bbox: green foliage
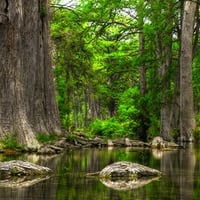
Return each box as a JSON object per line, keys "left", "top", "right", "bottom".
{"left": 87, "top": 87, "right": 141, "bottom": 138}
{"left": 50, "top": 0, "right": 198, "bottom": 141}
{"left": 87, "top": 118, "right": 125, "bottom": 138}
{"left": 0, "top": 135, "right": 24, "bottom": 150}
{"left": 117, "top": 87, "right": 140, "bottom": 134}
{"left": 193, "top": 114, "right": 200, "bottom": 142}
{"left": 36, "top": 133, "right": 58, "bottom": 144}
{"left": 147, "top": 114, "right": 160, "bottom": 140}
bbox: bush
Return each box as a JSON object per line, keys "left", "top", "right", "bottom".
{"left": 87, "top": 118, "right": 125, "bottom": 138}
{"left": 117, "top": 87, "right": 140, "bottom": 134}
{"left": 147, "top": 114, "right": 160, "bottom": 140}
{"left": 36, "top": 133, "right": 57, "bottom": 144}
{"left": 0, "top": 135, "right": 24, "bottom": 150}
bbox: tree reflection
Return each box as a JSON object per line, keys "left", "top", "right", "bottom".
{"left": 158, "top": 144, "right": 196, "bottom": 200}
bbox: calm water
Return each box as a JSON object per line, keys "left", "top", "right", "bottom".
{"left": 0, "top": 144, "right": 200, "bottom": 200}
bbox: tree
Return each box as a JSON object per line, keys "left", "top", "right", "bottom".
{"left": 0, "top": 0, "right": 61, "bottom": 149}
{"left": 51, "top": 0, "right": 200, "bottom": 142}
{"left": 179, "top": 0, "right": 197, "bottom": 141}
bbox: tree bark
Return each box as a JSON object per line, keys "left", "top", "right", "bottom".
{"left": 158, "top": 45, "right": 173, "bottom": 141}
{"left": 0, "top": 0, "right": 61, "bottom": 149}
{"left": 179, "top": 0, "right": 196, "bottom": 141}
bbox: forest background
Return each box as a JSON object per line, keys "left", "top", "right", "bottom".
{"left": 51, "top": 0, "right": 199, "bottom": 142}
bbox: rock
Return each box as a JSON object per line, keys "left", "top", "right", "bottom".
{"left": 107, "top": 139, "right": 114, "bottom": 146}
{"left": 91, "top": 137, "right": 107, "bottom": 147}
{"left": 0, "top": 160, "right": 53, "bottom": 180}
{"left": 151, "top": 136, "right": 180, "bottom": 149}
{"left": 86, "top": 161, "right": 161, "bottom": 190}
{"left": 0, "top": 160, "right": 53, "bottom": 188}
{"left": 151, "top": 136, "right": 165, "bottom": 149}
{"left": 107, "top": 138, "right": 150, "bottom": 148}
{"left": 37, "top": 144, "right": 64, "bottom": 154}
{"left": 99, "top": 161, "right": 161, "bottom": 179}
{"left": 124, "top": 138, "right": 132, "bottom": 146}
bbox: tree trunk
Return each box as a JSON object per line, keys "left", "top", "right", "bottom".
{"left": 179, "top": 0, "right": 196, "bottom": 141}
{"left": 138, "top": 30, "right": 148, "bottom": 142}
{"left": 158, "top": 45, "right": 173, "bottom": 141}
{"left": 0, "top": 0, "right": 61, "bottom": 149}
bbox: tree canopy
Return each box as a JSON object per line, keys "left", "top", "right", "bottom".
{"left": 51, "top": 0, "right": 200, "bottom": 141}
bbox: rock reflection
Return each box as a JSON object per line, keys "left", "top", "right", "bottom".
{"left": 0, "top": 153, "right": 62, "bottom": 200}
{"left": 0, "top": 176, "right": 51, "bottom": 188}
{"left": 100, "top": 176, "right": 160, "bottom": 191}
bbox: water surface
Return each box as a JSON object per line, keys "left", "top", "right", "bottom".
{"left": 0, "top": 144, "right": 200, "bottom": 200}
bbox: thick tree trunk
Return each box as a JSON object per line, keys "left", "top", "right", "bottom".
{"left": 0, "top": 0, "right": 61, "bottom": 149}
{"left": 137, "top": 0, "right": 149, "bottom": 142}
{"left": 158, "top": 45, "right": 173, "bottom": 141}
{"left": 138, "top": 31, "right": 148, "bottom": 142}
{"left": 179, "top": 0, "right": 196, "bottom": 141}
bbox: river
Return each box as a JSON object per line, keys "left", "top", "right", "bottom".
{"left": 0, "top": 144, "right": 199, "bottom": 199}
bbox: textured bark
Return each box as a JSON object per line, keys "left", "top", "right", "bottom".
{"left": 179, "top": 0, "right": 196, "bottom": 141}
{"left": 0, "top": 0, "right": 61, "bottom": 148}
{"left": 138, "top": 0, "right": 148, "bottom": 142}
{"left": 158, "top": 45, "right": 173, "bottom": 141}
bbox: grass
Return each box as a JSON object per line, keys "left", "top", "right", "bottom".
{"left": 0, "top": 135, "right": 24, "bottom": 151}
{"left": 36, "top": 133, "right": 58, "bottom": 144}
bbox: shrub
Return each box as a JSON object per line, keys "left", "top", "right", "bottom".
{"left": 87, "top": 118, "right": 125, "bottom": 138}
{"left": 0, "top": 134, "right": 24, "bottom": 150}
{"left": 36, "top": 133, "right": 57, "bottom": 144}
{"left": 147, "top": 114, "right": 160, "bottom": 140}
{"left": 117, "top": 87, "right": 140, "bottom": 135}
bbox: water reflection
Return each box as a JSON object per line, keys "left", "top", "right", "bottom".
{"left": 0, "top": 145, "right": 199, "bottom": 200}
{"left": 159, "top": 144, "right": 196, "bottom": 200}
{"left": 100, "top": 176, "right": 160, "bottom": 191}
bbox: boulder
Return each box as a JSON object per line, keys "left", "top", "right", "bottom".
{"left": 0, "top": 160, "right": 52, "bottom": 180}
{"left": 99, "top": 161, "right": 161, "bottom": 179}
{"left": 86, "top": 161, "right": 161, "bottom": 190}
{"left": 151, "top": 136, "right": 180, "bottom": 149}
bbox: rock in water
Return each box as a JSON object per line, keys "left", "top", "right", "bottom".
{"left": 99, "top": 161, "right": 161, "bottom": 179}
{"left": 86, "top": 161, "right": 161, "bottom": 191}
{"left": 0, "top": 160, "right": 53, "bottom": 187}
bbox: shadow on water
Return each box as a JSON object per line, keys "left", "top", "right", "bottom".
{"left": 0, "top": 143, "right": 200, "bottom": 200}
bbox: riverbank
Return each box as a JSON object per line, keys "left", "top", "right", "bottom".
{"left": 37, "top": 133, "right": 151, "bottom": 154}
{"left": 0, "top": 132, "right": 180, "bottom": 155}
